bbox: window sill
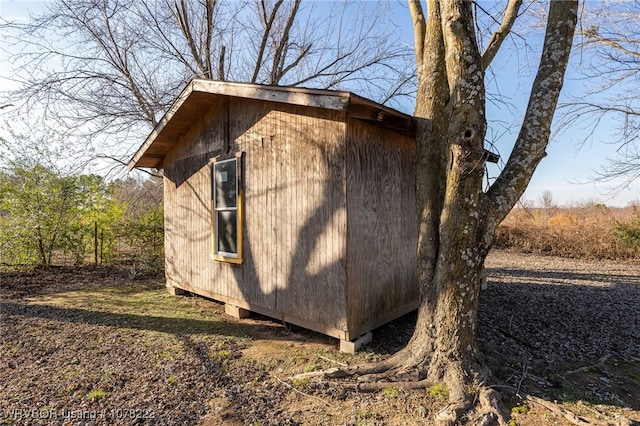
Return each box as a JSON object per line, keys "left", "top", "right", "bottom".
{"left": 213, "top": 255, "right": 243, "bottom": 264}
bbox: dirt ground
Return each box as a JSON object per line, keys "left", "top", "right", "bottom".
{"left": 1, "top": 249, "right": 639, "bottom": 425}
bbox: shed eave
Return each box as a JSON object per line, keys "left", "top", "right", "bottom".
{"left": 191, "top": 79, "right": 352, "bottom": 111}
{"left": 128, "top": 79, "right": 415, "bottom": 170}
{"left": 128, "top": 80, "right": 198, "bottom": 170}
{"left": 347, "top": 93, "right": 415, "bottom": 136}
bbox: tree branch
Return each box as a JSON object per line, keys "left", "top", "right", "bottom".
{"left": 481, "top": 0, "right": 522, "bottom": 71}
{"left": 486, "top": 0, "right": 578, "bottom": 229}
{"left": 251, "top": 0, "right": 284, "bottom": 83}
{"left": 408, "top": 0, "right": 426, "bottom": 66}
{"left": 204, "top": 0, "right": 216, "bottom": 78}
{"left": 585, "top": 36, "right": 640, "bottom": 60}
{"left": 174, "top": 0, "right": 211, "bottom": 78}
{"left": 270, "top": 0, "right": 301, "bottom": 84}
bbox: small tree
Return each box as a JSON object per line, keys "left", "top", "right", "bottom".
{"left": 540, "top": 189, "right": 556, "bottom": 216}
{"left": 0, "top": 163, "right": 84, "bottom": 267}
{"left": 57, "top": 174, "right": 126, "bottom": 265}
{"left": 109, "top": 176, "right": 164, "bottom": 275}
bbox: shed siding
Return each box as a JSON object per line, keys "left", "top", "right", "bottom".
{"left": 163, "top": 99, "right": 229, "bottom": 299}
{"left": 345, "top": 119, "right": 418, "bottom": 335}
{"left": 163, "top": 98, "right": 349, "bottom": 333}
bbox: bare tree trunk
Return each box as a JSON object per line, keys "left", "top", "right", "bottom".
{"left": 251, "top": 0, "right": 284, "bottom": 83}
{"left": 94, "top": 221, "right": 99, "bottom": 265}
{"left": 36, "top": 226, "right": 48, "bottom": 268}
{"left": 400, "top": 1, "right": 577, "bottom": 423}
{"left": 310, "top": 1, "right": 578, "bottom": 424}
{"left": 269, "top": 0, "right": 301, "bottom": 84}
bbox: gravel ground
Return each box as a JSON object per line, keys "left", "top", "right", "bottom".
{"left": 480, "top": 250, "right": 640, "bottom": 424}
{"left": 482, "top": 250, "right": 640, "bottom": 363}
{"left": 1, "top": 250, "right": 639, "bottom": 425}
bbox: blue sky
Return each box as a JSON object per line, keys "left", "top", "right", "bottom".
{"left": 2, "top": 0, "right": 639, "bottom": 207}
{"left": 386, "top": 1, "right": 640, "bottom": 207}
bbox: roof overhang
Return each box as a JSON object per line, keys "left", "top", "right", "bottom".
{"left": 128, "top": 79, "right": 415, "bottom": 170}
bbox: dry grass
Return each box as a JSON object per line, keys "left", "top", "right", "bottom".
{"left": 495, "top": 202, "right": 640, "bottom": 260}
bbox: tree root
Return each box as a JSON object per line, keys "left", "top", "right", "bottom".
{"left": 522, "top": 394, "right": 632, "bottom": 426}
{"left": 290, "top": 357, "right": 425, "bottom": 384}
{"left": 289, "top": 358, "right": 510, "bottom": 426}
{"left": 289, "top": 363, "right": 634, "bottom": 426}
{"left": 331, "top": 378, "right": 431, "bottom": 392}
{"left": 566, "top": 354, "right": 612, "bottom": 375}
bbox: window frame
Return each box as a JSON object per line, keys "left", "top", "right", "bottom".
{"left": 211, "top": 152, "right": 244, "bottom": 264}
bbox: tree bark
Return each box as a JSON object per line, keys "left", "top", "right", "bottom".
{"left": 311, "top": 1, "right": 578, "bottom": 424}
{"left": 400, "top": 0, "right": 577, "bottom": 423}
{"left": 398, "top": 2, "right": 494, "bottom": 421}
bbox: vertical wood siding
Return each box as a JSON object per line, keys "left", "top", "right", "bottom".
{"left": 345, "top": 119, "right": 418, "bottom": 335}
{"left": 235, "top": 101, "right": 348, "bottom": 329}
{"left": 164, "top": 99, "right": 228, "bottom": 296}
{"left": 163, "top": 97, "right": 349, "bottom": 332}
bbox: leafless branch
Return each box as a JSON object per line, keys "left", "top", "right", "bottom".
{"left": 1, "top": 0, "right": 414, "bottom": 172}
{"left": 481, "top": 0, "right": 523, "bottom": 71}
{"left": 559, "top": 1, "right": 640, "bottom": 188}
{"left": 251, "top": 0, "right": 284, "bottom": 83}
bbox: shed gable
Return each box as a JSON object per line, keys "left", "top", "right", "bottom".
{"left": 128, "top": 79, "right": 414, "bottom": 170}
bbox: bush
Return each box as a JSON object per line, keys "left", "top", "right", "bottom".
{"left": 117, "top": 206, "right": 164, "bottom": 278}
{"left": 614, "top": 214, "right": 640, "bottom": 246}
{"left": 0, "top": 164, "right": 108, "bottom": 267}
{"left": 0, "top": 164, "right": 165, "bottom": 270}
{"left": 495, "top": 204, "right": 640, "bottom": 260}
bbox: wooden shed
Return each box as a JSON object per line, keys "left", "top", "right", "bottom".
{"left": 128, "top": 79, "right": 418, "bottom": 350}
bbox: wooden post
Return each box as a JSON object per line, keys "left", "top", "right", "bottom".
{"left": 94, "top": 221, "right": 98, "bottom": 265}
{"left": 100, "top": 228, "right": 104, "bottom": 264}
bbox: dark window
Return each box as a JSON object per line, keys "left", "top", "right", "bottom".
{"left": 212, "top": 155, "right": 243, "bottom": 262}
{"left": 216, "top": 210, "right": 237, "bottom": 254}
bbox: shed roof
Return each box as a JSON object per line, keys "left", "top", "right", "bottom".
{"left": 128, "top": 79, "right": 415, "bottom": 170}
